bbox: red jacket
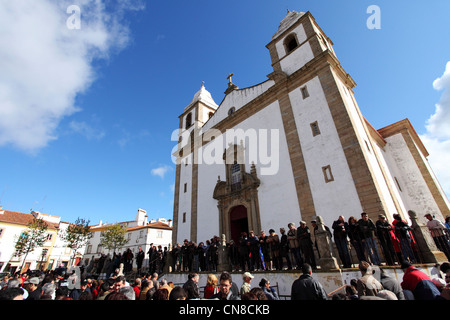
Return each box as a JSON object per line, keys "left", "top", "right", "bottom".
{"left": 401, "top": 266, "right": 432, "bottom": 291}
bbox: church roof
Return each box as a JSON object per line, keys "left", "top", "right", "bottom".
{"left": 184, "top": 84, "right": 218, "bottom": 112}
{"left": 272, "top": 10, "right": 306, "bottom": 40}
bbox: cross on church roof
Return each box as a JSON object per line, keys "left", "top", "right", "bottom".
{"left": 227, "top": 73, "right": 234, "bottom": 84}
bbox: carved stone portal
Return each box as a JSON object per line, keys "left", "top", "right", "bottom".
{"left": 213, "top": 144, "right": 261, "bottom": 244}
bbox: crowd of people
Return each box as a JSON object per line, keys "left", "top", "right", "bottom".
{"left": 168, "top": 212, "right": 450, "bottom": 273}
{"left": 1, "top": 260, "right": 449, "bottom": 301}
{"left": 0, "top": 211, "right": 449, "bottom": 301}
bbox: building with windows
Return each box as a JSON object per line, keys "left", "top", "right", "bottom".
{"left": 82, "top": 208, "right": 172, "bottom": 270}
{"left": 0, "top": 207, "right": 76, "bottom": 274}
{"left": 171, "top": 10, "right": 450, "bottom": 246}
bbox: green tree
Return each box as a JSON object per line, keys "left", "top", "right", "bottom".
{"left": 14, "top": 218, "right": 48, "bottom": 271}
{"left": 99, "top": 223, "right": 128, "bottom": 255}
{"left": 59, "top": 217, "right": 92, "bottom": 266}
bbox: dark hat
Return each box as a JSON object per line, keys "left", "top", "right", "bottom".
{"left": 401, "top": 261, "right": 412, "bottom": 269}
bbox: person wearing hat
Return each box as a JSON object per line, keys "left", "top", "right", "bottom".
{"left": 25, "top": 277, "right": 42, "bottom": 300}
{"left": 425, "top": 213, "right": 450, "bottom": 260}
{"left": 69, "top": 279, "right": 90, "bottom": 300}
{"left": 240, "top": 272, "right": 254, "bottom": 295}
{"left": 400, "top": 261, "right": 441, "bottom": 300}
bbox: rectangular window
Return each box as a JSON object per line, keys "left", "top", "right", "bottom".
{"left": 322, "top": 165, "right": 334, "bottom": 183}
{"left": 139, "top": 230, "right": 144, "bottom": 238}
{"left": 395, "top": 177, "right": 402, "bottom": 192}
{"left": 184, "top": 183, "right": 187, "bottom": 193}
{"left": 301, "top": 86, "right": 309, "bottom": 99}
{"left": 87, "top": 245, "right": 92, "bottom": 254}
{"left": 157, "top": 231, "right": 163, "bottom": 238}
{"left": 365, "top": 140, "right": 371, "bottom": 152}
{"left": 310, "top": 121, "right": 320, "bottom": 136}
{"left": 183, "top": 212, "right": 186, "bottom": 223}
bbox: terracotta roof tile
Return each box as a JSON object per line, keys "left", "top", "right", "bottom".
{"left": 0, "top": 210, "right": 59, "bottom": 230}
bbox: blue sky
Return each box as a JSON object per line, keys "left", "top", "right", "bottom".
{"left": 1, "top": 0, "right": 449, "bottom": 225}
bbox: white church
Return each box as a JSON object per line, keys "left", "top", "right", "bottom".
{"left": 171, "top": 11, "right": 450, "bottom": 245}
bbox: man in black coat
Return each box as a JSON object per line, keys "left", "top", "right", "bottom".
{"left": 182, "top": 273, "right": 200, "bottom": 300}
{"left": 136, "top": 247, "right": 145, "bottom": 275}
{"left": 291, "top": 263, "right": 327, "bottom": 300}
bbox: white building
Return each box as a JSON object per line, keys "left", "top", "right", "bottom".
{"left": 0, "top": 207, "right": 78, "bottom": 273}
{"left": 82, "top": 208, "right": 172, "bottom": 270}
{"left": 171, "top": 10, "right": 450, "bottom": 245}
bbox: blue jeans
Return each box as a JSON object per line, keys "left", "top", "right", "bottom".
{"left": 363, "top": 237, "right": 380, "bottom": 265}
{"left": 400, "top": 238, "right": 415, "bottom": 263}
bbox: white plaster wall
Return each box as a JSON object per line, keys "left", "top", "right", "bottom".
{"left": 383, "top": 133, "right": 442, "bottom": 224}
{"left": 416, "top": 139, "right": 450, "bottom": 216}
{"left": 177, "top": 153, "right": 193, "bottom": 242}
{"left": 288, "top": 76, "right": 363, "bottom": 228}
{"left": 196, "top": 143, "right": 225, "bottom": 242}
{"left": 275, "top": 23, "right": 308, "bottom": 59}
{"left": 273, "top": 23, "right": 314, "bottom": 76}
{"left": 279, "top": 42, "right": 315, "bottom": 76}
{"left": 0, "top": 223, "right": 26, "bottom": 270}
{"left": 372, "top": 143, "right": 409, "bottom": 219}
{"left": 0, "top": 222, "right": 58, "bottom": 271}
{"left": 231, "top": 101, "right": 301, "bottom": 232}
{"left": 202, "top": 80, "right": 275, "bottom": 132}
{"left": 195, "top": 101, "right": 301, "bottom": 241}
{"left": 336, "top": 78, "right": 399, "bottom": 218}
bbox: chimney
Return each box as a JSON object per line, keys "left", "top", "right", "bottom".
{"left": 168, "top": 219, "right": 173, "bottom": 227}
{"left": 0, "top": 206, "right": 4, "bottom": 215}
{"left": 136, "top": 208, "right": 148, "bottom": 226}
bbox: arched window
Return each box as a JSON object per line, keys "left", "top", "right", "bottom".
{"left": 231, "top": 162, "right": 242, "bottom": 191}
{"left": 228, "top": 107, "right": 236, "bottom": 116}
{"left": 284, "top": 33, "right": 299, "bottom": 54}
{"left": 185, "top": 112, "right": 192, "bottom": 129}
{"left": 209, "top": 112, "right": 214, "bottom": 119}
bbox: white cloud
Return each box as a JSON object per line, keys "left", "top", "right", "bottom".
{"left": 151, "top": 165, "right": 172, "bottom": 179}
{"left": 0, "top": 0, "right": 145, "bottom": 153}
{"left": 420, "top": 61, "right": 450, "bottom": 198}
{"left": 69, "top": 121, "right": 105, "bottom": 141}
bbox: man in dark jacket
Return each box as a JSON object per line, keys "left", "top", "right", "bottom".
{"left": 358, "top": 212, "right": 381, "bottom": 265}
{"left": 332, "top": 215, "right": 352, "bottom": 268}
{"left": 291, "top": 263, "right": 327, "bottom": 300}
{"left": 297, "top": 221, "right": 317, "bottom": 269}
{"left": 183, "top": 273, "right": 200, "bottom": 300}
{"left": 136, "top": 247, "right": 145, "bottom": 275}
